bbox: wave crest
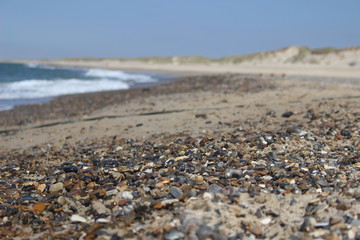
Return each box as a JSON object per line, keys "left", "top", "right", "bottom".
{"left": 85, "top": 69, "right": 156, "bottom": 82}
{"left": 0, "top": 78, "right": 130, "bottom": 99}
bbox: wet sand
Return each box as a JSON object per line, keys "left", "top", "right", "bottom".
{"left": 0, "top": 73, "right": 360, "bottom": 239}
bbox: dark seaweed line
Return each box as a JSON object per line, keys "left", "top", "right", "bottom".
{"left": 0, "top": 106, "right": 233, "bottom": 135}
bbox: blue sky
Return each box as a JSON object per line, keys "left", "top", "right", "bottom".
{"left": 1, "top": 1, "right": 359, "bottom": 59}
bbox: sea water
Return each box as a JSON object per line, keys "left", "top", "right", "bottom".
{"left": 0, "top": 63, "right": 167, "bottom": 111}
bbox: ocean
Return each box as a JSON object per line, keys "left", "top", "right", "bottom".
{"left": 0, "top": 62, "right": 168, "bottom": 111}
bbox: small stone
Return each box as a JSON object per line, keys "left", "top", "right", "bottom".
{"left": 195, "top": 113, "right": 207, "bottom": 119}
{"left": 225, "top": 168, "right": 243, "bottom": 178}
{"left": 254, "top": 194, "right": 267, "bottom": 204}
{"left": 282, "top": 111, "right": 294, "bottom": 118}
{"left": 336, "top": 200, "right": 350, "bottom": 210}
{"left": 70, "top": 214, "right": 87, "bottom": 223}
{"left": 49, "top": 182, "right": 64, "bottom": 194}
{"left": 164, "top": 230, "right": 184, "bottom": 240}
{"left": 57, "top": 196, "right": 66, "bottom": 205}
{"left": 207, "top": 184, "right": 224, "bottom": 193}
{"left": 314, "top": 221, "right": 329, "bottom": 228}
{"left": 191, "top": 199, "right": 209, "bottom": 210}
{"left": 351, "top": 219, "right": 360, "bottom": 228}
{"left": 286, "top": 125, "right": 303, "bottom": 134}
{"left": 122, "top": 191, "right": 133, "bottom": 200}
{"left": 261, "top": 217, "right": 272, "bottom": 225}
{"left": 96, "top": 218, "right": 110, "bottom": 223}
{"left": 143, "top": 186, "right": 151, "bottom": 192}
{"left": 196, "top": 225, "right": 214, "bottom": 239}
{"left": 251, "top": 224, "right": 264, "bottom": 237}
{"left": 316, "top": 179, "right": 330, "bottom": 187}
{"left": 329, "top": 215, "right": 344, "bottom": 226}
{"left": 312, "top": 229, "right": 329, "bottom": 238}
{"left": 115, "top": 146, "right": 122, "bottom": 151}
{"left": 266, "top": 110, "right": 276, "bottom": 116}
{"left": 153, "top": 199, "right": 179, "bottom": 209}
{"left": 63, "top": 165, "right": 78, "bottom": 173}
{"left": 170, "top": 187, "right": 183, "bottom": 199}
{"left": 32, "top": 202, "right": 46, "bottom": 212}
{"left": 263, "top": 175, "right": 273, "bottom": 181}
{"left": 174, "top": 156, "right": 188, "bottom": 161}
{"left": 92, "top": 200, "right": 109, "bottom": 214}
{"left": 255, "top": 208, "right": 263, "bottom": 218}
{"left": 300, "top": 217, "right": 316, "bottom": 232}
{"left": 106, "top": 189, "right": 118, "bottom": 196}
{"left": 340, "top": 129, "right": 352, "bottom": 138}
{"left": 37, "top": 184, "right": 46, "bottom": 193}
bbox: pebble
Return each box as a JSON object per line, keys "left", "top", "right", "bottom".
{"left": 37, "top": 184, "right": 46, "bottom": 192}
{"left": 121, "top": 191, "right": 133, "bottom": 200}
{"left": 207, "top": 184, "right": 224, "bottom": 193}
{"left": 96, "top": 218, "right": 110, "bottom": 223}
{"left": 32, "top": 202, "right": 46, "bottom": 212}
{"left": 153, "top": 199, "right": 179, "bottom": 209}
{"left": 282, "top": 111, "right": 294, "bottom": 118}
{"left": 330, "top": 215, "right": 344, "bottom": 226}
{"left": 196, "top": 225, "right": 213, "bottom": 238}
{"left": 49, "top": 182, "right": 63, "bottom": 194}
{"left": 340, "top": 129, "right": 352, "bottom": 138}
{"left": 164, "top": 230, "right": 184, "bottom": 240}
{"left": 251, "top": 224, "right": 264, "bottom": 237}
{"left": 92, "top": 200, "right": 109, "bottom": 214}
{"left": 261, "top": 217, "right": 272, "bottom": 225}
{"left": 63, "top": 165, "right": 78, "bottom": 173}
{"left": 225, "top": 168, "right": 243, "bottom": 178}
{"left": 70, "top": 214, "right": 87, "bottom": 223}
{"left": 170, "top": 187, "right": 183, "bottom": 199}
{"left": 57, "top": 196, "right": 66, "bottom": 205}
{"left": 300, "top": 217, "right": 316, "bottom": 232}
{"left": 106, "top": 189, "right": 118, "bottom": 196}
{"left": 316, "top": 179, "right": 330, "bottom": 187}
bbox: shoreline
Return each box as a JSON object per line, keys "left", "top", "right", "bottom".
{"left": 0, "top": 68, "right": 360, "bottom": 238}
{"left": 3, "top": 58, "right": 360, "bottom": 80}
{"left": 0, "top": 62, "right": 179, "bottom": 113}
{"left": 1, "top": 59, "right": 358, "bottom": 119}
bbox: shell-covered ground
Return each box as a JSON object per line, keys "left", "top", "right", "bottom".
{"left": 0, "top": 74, "right": 359, "bottom": 239}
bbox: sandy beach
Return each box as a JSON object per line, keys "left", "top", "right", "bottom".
{"left": 0, "top": 55, "right": 360, "bottom": 239}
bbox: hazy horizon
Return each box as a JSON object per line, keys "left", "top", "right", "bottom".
{"left": 2, "top": 45, "right": 360, "bottom": 61}
{"left": 1, "top": 1, "right": 360, "bottom": 59}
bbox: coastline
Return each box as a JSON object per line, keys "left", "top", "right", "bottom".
{"left": 4, "top": 58, "right": 360, "bottom": 79}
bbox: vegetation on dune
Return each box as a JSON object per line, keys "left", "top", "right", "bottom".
{"left": 60, "top": 46, "right": 359, "bottom": 64}
{"left": 289, "top": 46, "right": 311, "bottom": 63}
{"left": 216, "top": 52, "right": 269, "bottom": 64}
{"left": 310, "top": 47, "right": 340, "bottom": 55}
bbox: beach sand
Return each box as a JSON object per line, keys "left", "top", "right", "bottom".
{"left": 0, "top": 70, "right": 360, "bottom": 239}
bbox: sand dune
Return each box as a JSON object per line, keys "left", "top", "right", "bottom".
{"left": 5, "top": 46, "right": 360, "bottom": 79}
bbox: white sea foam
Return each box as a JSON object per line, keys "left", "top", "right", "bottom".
{"left": 0, "top": 78, "right": 130, "bottom": 99}
{"left": 85, "top": 69, "right": 156, "bottom": 82}
{"left": 25, "top": 63, "right": 56, "bottom": 70}
{"left": 25, "top": 63, "right": 40, "bottom": 68}
{"left": 0, "top": 66, "right": 159, "bottom": 111}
